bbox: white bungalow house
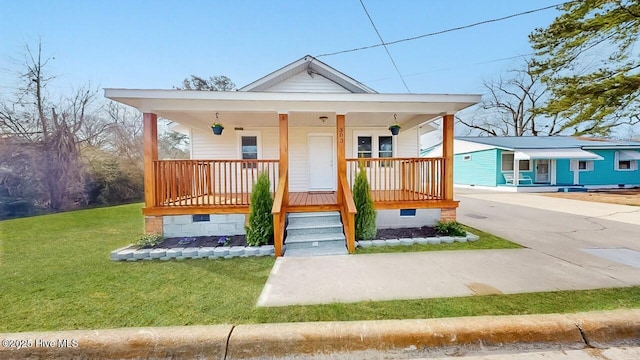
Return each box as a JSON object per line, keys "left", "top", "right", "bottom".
{"left": 105, "top": 55, "right": 481, "bottom": 256}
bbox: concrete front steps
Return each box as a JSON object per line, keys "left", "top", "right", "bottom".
{"left": 284, "top": 211, "right": 348, "bottom": 257}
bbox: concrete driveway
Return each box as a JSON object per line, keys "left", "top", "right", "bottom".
{"left": 456, "top": 188, "right": 640, "bottom": 284}
{"left": 257, "top": 190, "right": 640, "bottom": 307}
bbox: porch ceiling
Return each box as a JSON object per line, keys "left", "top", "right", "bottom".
{"left": 105, "top": 89, "right": 481, "bottom": 132}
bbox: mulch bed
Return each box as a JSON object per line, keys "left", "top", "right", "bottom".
{"left": 375, "top": 226, "right": 438, "bottom": 240}
{"left": 153, "top": 226, "right": 438, "bottom": 249}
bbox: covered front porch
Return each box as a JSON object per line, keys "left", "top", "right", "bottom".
{"left": 106, "top": 89, "right": 479, "bottom": 257}
{"left": 506, "top": 148, "right": 604, "bottom": 187}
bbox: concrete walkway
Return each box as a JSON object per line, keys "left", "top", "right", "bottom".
{"left": 258, "top": 192, "right": 640, "bottom": 307}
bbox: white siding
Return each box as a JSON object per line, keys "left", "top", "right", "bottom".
{"left": 191, "top": 127, "right": 279, "bottom": 160}
{"left": 264, "top": 72, "right": 350, "bottom": 93}
{"left": 397, "top": 127, "right": 419, "bottom": 157}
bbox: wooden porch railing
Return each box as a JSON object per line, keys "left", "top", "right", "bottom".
{"left": 153, "top": 159, "right": 279, "bottom": 207}
{"left": 346, "top": 157, "right": 444, "bottom": 201}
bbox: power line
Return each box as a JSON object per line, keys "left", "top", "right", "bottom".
{"left": 317, "top": 1, "right": 573, "bottom": 58}
{"left": 359, "top": 0, "right": 411, "bottom": 93}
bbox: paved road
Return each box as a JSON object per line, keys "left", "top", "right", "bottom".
{"left": 425, "top": 347, "right": 640, "bottom": 360}
{"left": 456, "top": 188, "right": 640, "bottom": 285}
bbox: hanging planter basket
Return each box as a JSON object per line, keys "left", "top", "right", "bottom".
{"left": 211, "top": 124, "right": 224, "bottom": 135}
{"left": 389, "top": 125, "right": 401, "bottom": 136}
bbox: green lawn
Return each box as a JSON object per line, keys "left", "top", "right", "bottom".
{"left": 1, "top": 204, "right": 639, "bottom": 333}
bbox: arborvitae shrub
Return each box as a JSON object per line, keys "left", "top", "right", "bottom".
{"left": 353, "top": 166, "right": 377, "bottom": 240}
{"left": 245, "top": 172, "right": 274, "bottom": 246}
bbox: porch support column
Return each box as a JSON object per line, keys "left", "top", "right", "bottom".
{"left": 513, "top": 157, "right": 520, "bottom": 187}
{"left": 143, "top": 113, "right": 158, "bottom": 209}
{"left": 442, "top": 114, "right": 454, "bottom": 201}
{"left": 337, "top": 114, "right": 346, "bottom": 203}
{"left": 279, "top": 113, "right": 289, "bottom": 205}
{"left": 273, "top": 113, "right": 289, "bottom": 257}
{"left": 336, "top": 113, "right": 355, "bottom": 253}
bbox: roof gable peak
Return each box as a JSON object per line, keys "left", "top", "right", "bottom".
{"left": 239, "top": 55, "right": 376, "bottom": 94}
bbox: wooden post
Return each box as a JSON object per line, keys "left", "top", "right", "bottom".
{"left": 336, "top": 114, "right": 346, "bottom": 203}
{"left": 442, "top": 114, "right": 454, "bottom": 201}
{"left": 143, "top": 113, "right": 158, "bottom": 208}
{"left": 279, "top": 113, "right": 289, "bottom": 205}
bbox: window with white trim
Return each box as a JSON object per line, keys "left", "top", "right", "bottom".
{"left": 357, "top": 136, "right": 372, "bottom": 159}
{"left": 614, "top": 151, "right": 638, "bottom": 171}
{"left": 579, "top": 160, "right": 593, "bottom": 171}
{"left": 238, "top": 132, "right": 261, "bottom": 169}
{"left": 355, "top": 134, "right": 395, "bottom": 166}
{"left": 501, "top": 153, "right": 531, "bottom": 172}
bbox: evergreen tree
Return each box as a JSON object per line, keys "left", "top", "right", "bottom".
{"left": 530, "top": 0, "right": 640, "bottom": 136}
{"left": 353, "top": 166, "right": 377, "bottom": 240}
{"left": 245, "top": 172, "right": 273, "bottom": 246}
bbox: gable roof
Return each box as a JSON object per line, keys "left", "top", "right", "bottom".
{"left": 239, "top": 55, "right": 376, "bottom": 94}
{"left": 458, "top": 136, "right": 640, "bottom": 150}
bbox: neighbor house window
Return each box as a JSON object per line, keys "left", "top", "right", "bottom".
{"left": 614, "top": 151, "right": 638, "bottom": 171}
{"left": 501, "top": 153, "right": 531, "bottom": 171}
{"left": 618, "top": 160, "right": 632, "bottom": 170}
{"left": 578, "top": 160, "right": 594, "bottom": 171}
{"left": 241, "top": 136, "right": 258, "bottom": 168}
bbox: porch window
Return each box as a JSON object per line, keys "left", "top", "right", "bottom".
{"left": 357, "top": 136, "right": 372, "bottom": 159}
{"left": 501, "top": 153, "right": 531, "bottom": 172}
{"left": 241, "top": 136, "right": 258, "bottom": 168}
{"left": 379, "top": 136, "right": 393, "bottom": 166}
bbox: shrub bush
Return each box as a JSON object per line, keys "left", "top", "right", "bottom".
{"left": 245, "top": 172, "right": 274, "bottom": 246}
{"left": 134, "top": 233, "right": 164, "bottom": 248}
{"left": 435, "top": 221, "right": 466, "bottom": 237}
{"left": 353, "top": 166, "right": 377, "bottom": 240}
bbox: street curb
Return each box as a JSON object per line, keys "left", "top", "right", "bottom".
{"left": 569, "top": 309, "right": 640, "bottom": 348}
{"left": 0, "top": 325, "right": 232, "bottom": 359}
{"left": 1, "top": 310, "right": 638, "bottom": 359}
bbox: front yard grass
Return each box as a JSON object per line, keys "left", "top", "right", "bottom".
{"left": 1, "top": 203, "right": 638, "bottom": 333}
{"left": 355, "top": 225, "right": 521, "bottom": 254}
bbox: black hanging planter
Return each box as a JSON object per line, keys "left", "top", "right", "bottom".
{"left": 211, "top": 124, "right": 224, "bottom": 135}
{"left": 389, "top": 125, "right": 401, "bottom": 136}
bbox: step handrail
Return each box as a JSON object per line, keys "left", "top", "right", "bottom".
{"left": 271, "top": 172, "right": 288, "bottom": 257}
{"left": 339, "top": 174, "right": 357, "bottom": 253}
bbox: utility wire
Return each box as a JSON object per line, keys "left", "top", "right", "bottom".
{"left": 317, "top": 1, "right": 573, "bottom": 58}
{"left": 359, "top": 0, "right": 411, "bottom": 92}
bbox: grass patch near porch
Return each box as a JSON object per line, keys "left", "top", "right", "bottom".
{"left": 355, "top": 225, "right": 522, "bottom": 254}
{"left": 1, "top": 204, "right": 638, "bottom": 333}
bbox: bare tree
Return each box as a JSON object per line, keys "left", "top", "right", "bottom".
{"left": 458, "top": 59, "right": 552, "bottom": 137}
{"left": 0, "top": 42, "right": 108, "bottom": 211}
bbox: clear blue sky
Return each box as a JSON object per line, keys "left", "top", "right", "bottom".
{"left": 1, "top": 0, "right": 564, "bottom": 97}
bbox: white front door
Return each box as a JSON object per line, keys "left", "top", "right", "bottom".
{"left": 535, "top": 160, "right": 550, "bottom": 183}
{"left": 308, "top": 134, "right": 335, "bottom": 191}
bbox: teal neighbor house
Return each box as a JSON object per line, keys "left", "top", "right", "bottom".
{"left": 424, "top": 136, "right": 640, "bottom": 191}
